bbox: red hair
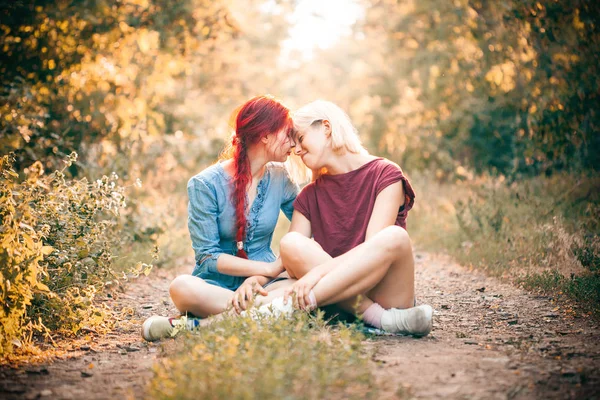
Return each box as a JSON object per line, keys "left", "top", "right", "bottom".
{"left": 225, "top": 95, "right": 292, "bottom": 258}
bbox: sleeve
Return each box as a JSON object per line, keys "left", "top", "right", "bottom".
{"left": 293, "top": 184, "right": 313, "bottom": 221}
{"left": 280, "top": 167, "right": 300, "bottom": 220}
{"left": 376, "top": 161, "right": 416, "bottom": 213}
{"left": 187, "top": 177, "right": 223, "bottom": 274}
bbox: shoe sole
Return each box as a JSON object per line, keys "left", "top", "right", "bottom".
{"left": 412, "top": 305, "right": 433, "bottom": 338}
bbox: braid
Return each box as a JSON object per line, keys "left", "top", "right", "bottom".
{"left": 233, "top": 137, "right": 250, "bottom": 259}
{"left": 224, "top": 95, "right": 292, "bottom": 260}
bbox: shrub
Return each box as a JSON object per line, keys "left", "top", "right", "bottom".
{"left": 0, "top": 153, "right": 154, "bottom": 356}
{"left": 0, "top": 154, "right": 50, "bottom": 355}
{"left": 410, "top": 172, "right": 600, "bottom": 314}
{"left": 147, "top": 312, "right": 377, "bottom": 400}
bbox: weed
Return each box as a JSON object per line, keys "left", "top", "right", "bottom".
{"left": 147, "top": 311, "right": 377, "bottom": 399}
{"left": 410, "top": 171, "right": 600, "bottom": 315}
{"left": 0, "top": 153, "right": 155, "bottom": 357}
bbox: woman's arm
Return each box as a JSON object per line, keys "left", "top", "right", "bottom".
{"left": 288, "top": 209, "right": 312, "bottom": 237}
{"left": 216, "top": 254, "right": 282, "bottom": 277}
{"left": 188, "top": 178, "right": 282, "bottom": 278}
{"left": 281, "top": 166, "right": 300, "bottom": 221}
{"left": 365, "top": 181, "right": 404, "bottom": 240}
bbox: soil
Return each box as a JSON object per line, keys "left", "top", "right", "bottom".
{"left": 1, "top": 252, "right": 599, "bottom": 399}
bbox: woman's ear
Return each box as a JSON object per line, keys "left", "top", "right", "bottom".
{"left": 261, "top": 134, "right": 270, "bottom": 144}
{"left": 322, "top": 120, "right": 332, "bottom": 137}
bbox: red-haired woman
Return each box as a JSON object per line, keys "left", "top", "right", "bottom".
{"left": 142, "top": 95, "right": 300, "bottom": 341}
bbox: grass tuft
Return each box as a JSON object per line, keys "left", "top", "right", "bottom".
{"left": 147, "top": 311, "right": 377, "bottom": 399}
{"left": 409, "top": 171, "right": 600, "bottom": 315}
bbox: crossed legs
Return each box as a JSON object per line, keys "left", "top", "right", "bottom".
{"left": 169, "top": 275, "right": 294, "bottom": 318}
{"left": 279, "top": 225, "right": 416, "bottom": 314}
{"left": 144, "top": 225, "right": 427, "bottom": 341}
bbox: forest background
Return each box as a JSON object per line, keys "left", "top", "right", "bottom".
{"left": 1, "top": 0, "right": 598, "bottom": 359}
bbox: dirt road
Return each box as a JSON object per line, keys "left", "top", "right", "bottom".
{"left": 1, "top": 252, "right": 599, "bottom": 399}
{"left": 372, "top": 253, "right": 600, "bottom": 399}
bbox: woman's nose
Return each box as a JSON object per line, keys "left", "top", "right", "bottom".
{"left": 294, "top": 143, "right": 302, "bottom": 154}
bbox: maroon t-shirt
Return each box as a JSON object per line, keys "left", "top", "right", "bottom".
{"left": 293, "top": 158, "right": 415, "bottom": 258}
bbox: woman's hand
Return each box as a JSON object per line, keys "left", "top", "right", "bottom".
{"left": 263, "top": 258, "right": 285, "bottom": 278}
{"left": 283, "top": 271, "right": 321, "bottom": 310}
{"left": 231, "top": 276, "right": 268, "bottom": 313}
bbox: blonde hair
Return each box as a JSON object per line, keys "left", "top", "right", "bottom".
{"left": 285, "top": 153, "right": 311, "bottom": 184}
{"left": 292, "top": 100, "right": 367, "bottom": 156}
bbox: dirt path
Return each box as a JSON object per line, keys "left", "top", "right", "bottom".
{"left": 1, "top": 252, "right": 599, "bottom": 399}
{"left": 372, "top": 253, "right": 600, "bottom": 399}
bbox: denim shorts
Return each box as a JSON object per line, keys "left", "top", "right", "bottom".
{"left": 203, "top": 276, "right": 290, "bottom": 292}
{"left": 262, "top": 276, "right": 289, "bottom": 289}
{"left": 202, "top": 278, "right": 242, "bottom": 292}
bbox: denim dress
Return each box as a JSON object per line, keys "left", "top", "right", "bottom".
{"left": 188, "top": 162, "right": 299, "bottom": 291}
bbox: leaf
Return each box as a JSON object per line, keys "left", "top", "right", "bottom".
{"left": 41, "top": 246, "right": 54, "bottom": 255}
{"left": 21, "top": 232, "right": 35, "bottom": 249}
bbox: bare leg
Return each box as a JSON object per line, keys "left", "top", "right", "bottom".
{"left": 169, "top": 275, "right": 234, "bottom": 317}
{"left": 143, "top": 274, "right": 295, "bottom": 341}
{"left": 170, "top": 272, "right": 298, "bottom": 317}
{"left": 280, "top": 233, "right": 372, "bottom": 314}
{"left": 280, "top": 226, "right": 415, "bottom": 312}
{"left": 280, "top": 233, "right": 331, "bottom": 278}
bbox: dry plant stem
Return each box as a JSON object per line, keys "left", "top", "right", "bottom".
{"left": 281, "top": 225, "right": 415, "bottom": 313}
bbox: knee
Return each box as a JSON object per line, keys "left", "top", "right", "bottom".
{"left": 379, "top": 225, "right": 412, "bottom": 254}
{"left": 280, "top": 232, "right": 306, "bottom": 258}
{"left": 169, "top": 275, "right": 194, "bottom": 304}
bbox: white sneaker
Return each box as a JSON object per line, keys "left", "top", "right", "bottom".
{"left": 242, "top": 297, "right": 295, "bottom": 320}
{"left": 141, "top": 315, "right": 200, "bottom": 342}
{"left": 380, "top": 304, "right": 433, "bottom": 337}
{"left": 141, "top": 316, "right": 174, "bottom": 342}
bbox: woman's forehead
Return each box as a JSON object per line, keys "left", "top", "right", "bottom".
{"left": 292, "top": 127, "right": 307, "bottom": 137}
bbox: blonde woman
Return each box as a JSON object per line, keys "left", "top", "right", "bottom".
{"left": 277, "top": 100, "right": 433, "bottom": 336}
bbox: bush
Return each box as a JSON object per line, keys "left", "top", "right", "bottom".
{"left": 410, "top": 171, "right": 600, "bottom": 314}
{"left": 521, "top": 270, "right": 600, "bottom": 314}
{"left": 147, "top": 312, "right": 377, "bottom": 400}
{"left": 0, "top": 153, "right": 154, "bottom": 356}
{"left": 0, "top": 154, "right": 50, "bottom": 355}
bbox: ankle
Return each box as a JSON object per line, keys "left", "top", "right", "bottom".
{"left": 307, "top": 290, "right": 317, "bottom": 310}
{"left": 362, "top": 303, "right": 385, "bottom": 329}
{"left": 171, "top": 316, "right": 201, "bottom": 330}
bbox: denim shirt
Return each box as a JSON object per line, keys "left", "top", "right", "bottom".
{"left": 188, "top": 161, "right": 299, "bottom": 290}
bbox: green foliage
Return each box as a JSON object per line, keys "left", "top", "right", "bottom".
{"left": 0, "top": 153, "right": 154, "bottom": 356}
{"left": 0, "top": 0, "right": 240, "bottom": 174}
{"left": 359, "top": 0, "right": 600, "bottom": 177}
{"left": 0, "top": 154, "right": 49, "bottom": 355}
{"left": 410, "top": 171, "right": 600, "bottom": 314}
{"left": 147, "top": 312, "right": 377, "bottom": 400}
{"left": 520, "top": 270, "right": 600, "bottom": 314}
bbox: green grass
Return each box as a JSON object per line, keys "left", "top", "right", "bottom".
{"left": 409, "top": 171, "right": 600, "bottom": 315}
{"left": 146, "top": 312, "right": 378, "bottom": 399}
{"left": 520, "top": 270, "right": 600, "bottom": 313}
